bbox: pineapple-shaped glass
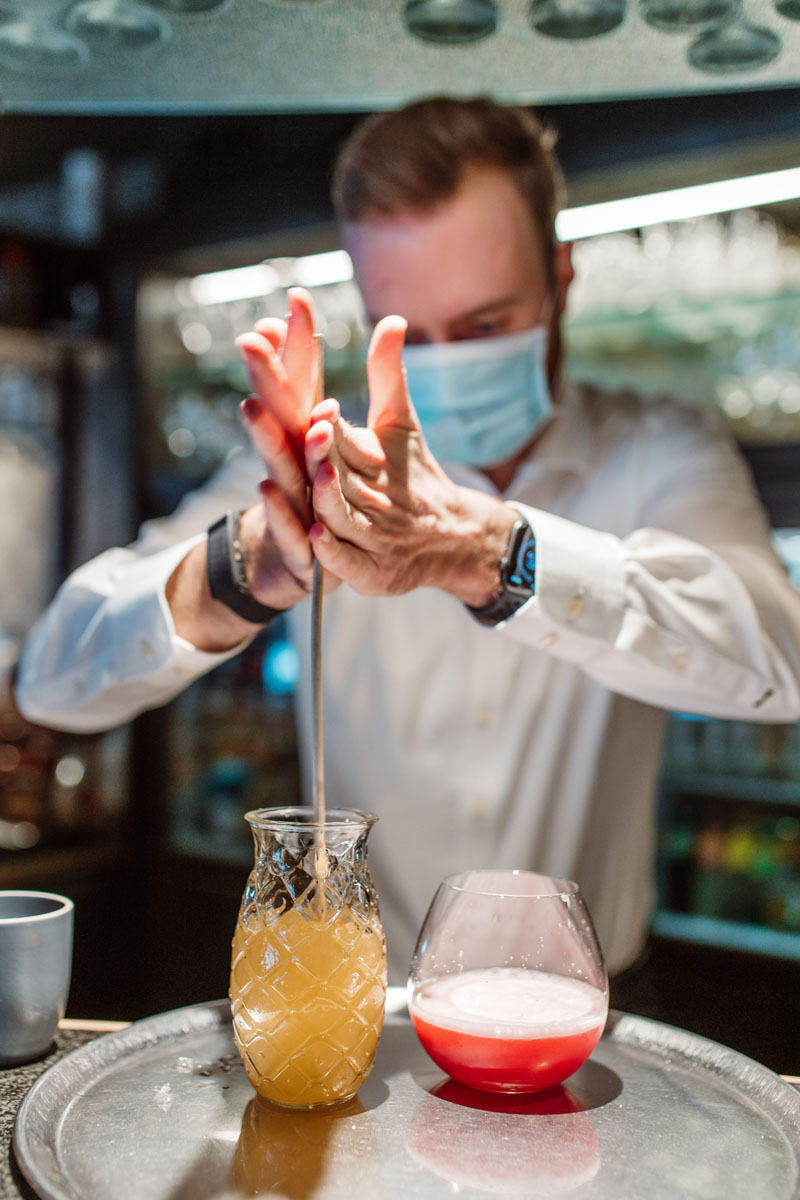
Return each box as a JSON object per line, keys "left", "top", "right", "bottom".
{"left": 230, "top": 807, "right": 387, "bottom": 1108}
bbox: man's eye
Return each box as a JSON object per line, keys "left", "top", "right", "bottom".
{"left": 458, "top": 323, "right": 503, "bottom": 340}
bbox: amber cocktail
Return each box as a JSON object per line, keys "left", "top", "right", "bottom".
{"left": 229, "top": 807, "right": 386, "bottom": 1108}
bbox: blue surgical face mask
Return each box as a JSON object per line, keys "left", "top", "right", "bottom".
{"left": 402, "top": 326, "right": 552, "bottom": 468}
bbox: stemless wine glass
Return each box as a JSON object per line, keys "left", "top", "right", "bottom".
{"left": 408, "top": 870, "right": 609, "bottom": 1093}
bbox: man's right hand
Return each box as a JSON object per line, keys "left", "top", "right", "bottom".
{"left": 236, "top": 287, "right": 320, "bottom": 526}
{"left": 235, "top": 287, "right": 340, "bottom": 604}
{"left": 166, "top": 289, "right": 340, "bottom": 653}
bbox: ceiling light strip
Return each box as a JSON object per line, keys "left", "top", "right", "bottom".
{"left": 556, "top": 166, "right": 800, "bottom": 241}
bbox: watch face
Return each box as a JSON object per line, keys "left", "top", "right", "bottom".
{"left": 509, "top": 530, "right": 536, "bottom": 592}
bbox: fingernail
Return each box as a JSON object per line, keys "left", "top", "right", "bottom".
{"left": 240, "top": 395, "right": 259, "bottom": 422}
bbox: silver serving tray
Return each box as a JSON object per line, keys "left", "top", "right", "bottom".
{"left": 14, "top": 989, "right": 800, "bottom": 1200}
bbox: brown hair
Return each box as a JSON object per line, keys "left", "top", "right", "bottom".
{"left": 331, "top": 96, "right": 566, "bottom": 276}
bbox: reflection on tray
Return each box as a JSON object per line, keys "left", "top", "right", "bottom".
{"left": 406, "top": 1078, "right": 601, "bottom": 1195}
{"left": 231, "top": 1095, "right": 380, "bottom": 1198}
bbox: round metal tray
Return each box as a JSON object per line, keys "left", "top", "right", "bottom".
{"left": 14, "top": 990, "right": 800, "bottom": 1199}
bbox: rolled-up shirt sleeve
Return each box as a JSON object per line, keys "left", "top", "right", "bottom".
{"left": 16, "top": 449, "right": 262, "bottom": 732}
{"left": 499, "top": 410, "right": 800, "bottom": 722}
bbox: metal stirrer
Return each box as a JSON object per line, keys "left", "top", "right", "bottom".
{"left": 310, "top": 335, "right": 328, "bottom": 881}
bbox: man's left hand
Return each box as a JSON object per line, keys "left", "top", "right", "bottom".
{"left": 305, "top": 317, "right": 517, "bottom": 608}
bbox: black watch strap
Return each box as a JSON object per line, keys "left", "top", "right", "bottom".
{"left": 467, "top": 515, "right": 536, "bottom": 628}
{"left": 206, "top": 511, "right": 283, "bottom": 626}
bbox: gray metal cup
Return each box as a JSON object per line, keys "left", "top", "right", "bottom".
{"left": 0, "top": 891, "right": 74, "bottom": 1067}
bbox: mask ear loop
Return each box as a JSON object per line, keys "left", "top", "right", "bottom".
{"left": 537, "top": 294, "right": 566, "bottom": 404}
{"left": 534, "top": 293, "right": 557, "bottom": 334}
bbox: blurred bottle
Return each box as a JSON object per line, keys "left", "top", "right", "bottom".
{"left": 0, "top": 241, "right": 36, "bottom": 327}
{"left": 690, "top": 821, "right": 728, "bottom": 917}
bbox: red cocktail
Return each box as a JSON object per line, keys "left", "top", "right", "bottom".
{"left": 410, "top": 967, "right": 606, "bottom": 1091}
{"left": 408, "top": 870, "right": 609, "bottom": 1093}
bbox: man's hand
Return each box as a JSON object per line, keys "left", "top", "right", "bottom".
{"left": 235, "top": 285, "right": 340, "bottom": 597}
{"left": 167, "top": 289, "right": 340, "bottom": 655}
{"left": 304, "top": 317, "right": 517, "bottom": 608}
{"left": 167, "top": 487, "right": 338, "bottom": 655}
{"left": 236, "top": 287, "right": 321, "bottom": 526}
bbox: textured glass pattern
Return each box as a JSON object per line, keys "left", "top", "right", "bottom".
{"left": 230, "top": 809, "right": 387, "bottom": 1108}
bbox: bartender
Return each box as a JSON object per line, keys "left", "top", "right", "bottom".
{"left": 16, "top": 96, "right": 800, "bottom": 996}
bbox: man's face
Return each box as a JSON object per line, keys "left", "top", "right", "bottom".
{"left": 343, "top": 165, "right": 570, "bottom": 375}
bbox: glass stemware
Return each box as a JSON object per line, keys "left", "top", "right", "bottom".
{"left": 0, "top": 1, "right": 88, "bottom": 74}
{"left": 687, "top": 16, "right": 781, "bottom": 70}
{"left": 408, "top": 870, "right": 609, "bottom": 1094}
{"left": 148, "top": 0, "right": 230, "bottom": 11}
{"left": 64, "top": 0, "right": 170, "bottom": 49}
{"left": 529, "top": 0, "right": 625, "bottom": 37}
{"left": 404, "top": 0, "right": 499, "bottom": 43}
{"left": 639, "top": 0, "right": 738, "bottom": 29}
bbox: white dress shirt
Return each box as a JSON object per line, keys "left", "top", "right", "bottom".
{"left": 16, "top": 382, "right": 800, "bottom": 980}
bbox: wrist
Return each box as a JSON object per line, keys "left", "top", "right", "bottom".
{"left": 206, "top": 511, "right": 285, "bottom": 626}
{"left": 467, "top": 512, "right": 537, "bottom": 627}
{"left": 438, "top": 490, "right": 518, "bottom": 607}
{"left": 167, "top": 543, "right": 257, "bottom": 653}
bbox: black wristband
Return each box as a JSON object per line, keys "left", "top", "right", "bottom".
{"left": 467, "top": 515, "right": 536, "bottom": 628}
{"left": 206, "top": 511, "right": 284, "bottom": 626}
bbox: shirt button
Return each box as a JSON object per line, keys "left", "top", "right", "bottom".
{"left": 475, "top": 705, "right": 493, "bottom": 727}
{"left": 139, "top": 638, "right": 156, "bottom": 661}
{"left": 538, "top": 632, "right": 559, "bottom": 650}
{"left": 566, "top": 593, "right": 586, "bottom": 623}
{"left": 470, "top": 800, "right": 489, "bottom": 818}
{"left": 72, "top": 679, "right": 86, "bottom": 695}
{"left": 673, "top": 650, "right": 690, "bottom": 670}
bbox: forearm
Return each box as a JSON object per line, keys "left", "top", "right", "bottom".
{"left": 166, "top": 540, "right": 263, "bottom": 653}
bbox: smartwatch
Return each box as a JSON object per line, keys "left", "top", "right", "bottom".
{"left": 206, "top": 511, "right": 283, "bottom": 626}
{"left": 468, "top": 515, "right": 537, "bottom": 627}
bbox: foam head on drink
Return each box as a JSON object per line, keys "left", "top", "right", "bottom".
{"left": 409, "top": 967, "right": 608, "bottom": 1092}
